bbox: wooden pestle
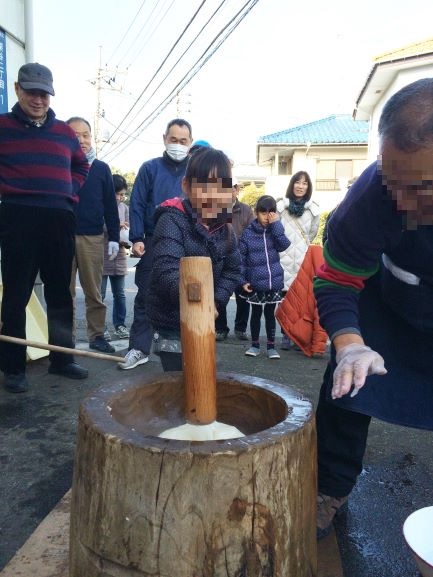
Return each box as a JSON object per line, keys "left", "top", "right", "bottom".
{"left": 179, "top": 256, "right": 217, "bottom": 425}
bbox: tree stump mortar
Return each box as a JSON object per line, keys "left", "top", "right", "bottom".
{"left": 69, "top": 372, "right": 317, "bottom": 576}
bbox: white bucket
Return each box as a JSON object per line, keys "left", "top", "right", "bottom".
{"left": 403, "top": 506, "right": 433, "bottom": 577}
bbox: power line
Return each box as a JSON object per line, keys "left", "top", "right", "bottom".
{"left": 106, "top": 0, "right": 228, "bottom": 141}
{"left": 119, "top": 0, "right": 175, "bottom": 69}
{"left": 101, "top": 0, "right": 260, "bottom": 163}
{"left": 99, "top": 0, "right": 208, "bottom": 152}
{"left": 106, "top": 0, "right": 149, "bottom": 64}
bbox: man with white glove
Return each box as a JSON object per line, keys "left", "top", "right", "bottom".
{"left": 313, "top": 78, "right": 433, "bottom": 539}
{"left": 108, "top": 241, "right": 119, "bottom": 261}
{"left": 67, "top": 117, "right": 120, "bottom": 354}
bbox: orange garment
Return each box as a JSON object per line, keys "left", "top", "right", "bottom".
{"left": 276, "top": 244, "right": 328, "bottom": 357}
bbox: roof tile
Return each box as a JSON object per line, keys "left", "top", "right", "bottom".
{"left": 257, "top": 114, "right": 369, "bottom": 145}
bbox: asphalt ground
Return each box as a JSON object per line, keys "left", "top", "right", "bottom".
{"left": 1, "top": 260, "right": 432, "bottom": 575}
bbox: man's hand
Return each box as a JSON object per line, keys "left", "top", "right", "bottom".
{"left": 108, "top": 241, "right": 119, "bottom": 261}
{"left": 332, "top": 343, "right": 387, "bottom": 399}
{"left": 132, "top": 241, "right": 145, "bottom": 257}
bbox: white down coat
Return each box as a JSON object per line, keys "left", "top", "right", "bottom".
{"left": 277, "top": 198, "right": 321, "bottom": 290}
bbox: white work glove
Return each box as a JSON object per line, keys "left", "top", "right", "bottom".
{"left": 332, "top": 343, "right": 387, "bottom": 399}
{"left": 108, "top": 241, "right": 119, "bottom": 261}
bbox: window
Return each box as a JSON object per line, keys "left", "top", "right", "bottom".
{"left": 316, "top": 160, "right": 353, "bottom": 190}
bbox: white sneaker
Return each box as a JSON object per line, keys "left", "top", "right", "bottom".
{"left": 113, "top": 325, "right": 130, "bottom": 339}
{"left": 118, "top": 348, "right": 149, "bottom": 370}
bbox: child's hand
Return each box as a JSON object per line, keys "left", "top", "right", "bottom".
{"left": 243, "top": 283, "right": 253, "bottom": 293}
{"left": 268, "top": 211, "right": 279, "bottom": 223}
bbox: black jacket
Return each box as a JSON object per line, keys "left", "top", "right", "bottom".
{"left": 147, "top": 197, "right": 241, "bottom": 331}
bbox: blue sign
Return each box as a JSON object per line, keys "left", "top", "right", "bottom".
{"left": 0, "top": 29, "right": 8, "bottom": 113}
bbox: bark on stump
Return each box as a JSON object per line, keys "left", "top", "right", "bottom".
{"left": 69, "top": 372, "right": 317, "bottom": 577}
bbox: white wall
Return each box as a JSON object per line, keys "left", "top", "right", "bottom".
{"left": 368, "top": 64, "right": 433, "bottom": 161}
{"left": 264, "top": 146, "right": 369, "bottom": 213}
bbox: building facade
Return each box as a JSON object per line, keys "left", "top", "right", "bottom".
{"left": 256, "top": 115, "right": 369, "bottom": 211}
{"left": 0, "top": 0, "right": 32, "bottom": 113}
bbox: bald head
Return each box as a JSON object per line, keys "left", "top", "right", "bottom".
{"left": 378, "top": 78, "right": 433, "bottom": 152}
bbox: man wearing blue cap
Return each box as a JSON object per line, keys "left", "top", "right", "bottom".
{"left": 0, "top": 63, "right": 90, "bottom": 393}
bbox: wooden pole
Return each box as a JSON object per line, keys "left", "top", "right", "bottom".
{"left": 179, "top": 256, "right": 217, "bottom": 425}
{"left": 0, "top": 334, "right": 125, "bottom": 362}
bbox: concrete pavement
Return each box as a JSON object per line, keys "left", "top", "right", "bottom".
{"left": 0, "top": 277, "right": 432, "bottom": 575}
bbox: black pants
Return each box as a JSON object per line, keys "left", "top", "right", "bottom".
{"left": 250, "top": 302, "right": 276, "bottom": 344}
{"left": 159, "top": 351, "right": 182, "bottom": 372}
{"left": 215, "top": 288, "right": 250, "bottom": 333}
{"left": 316, "top": 365, "right": 371, "bottom": 498}
{"left": 0, "top": 204, "right": 75, "bottom": 373}
{"left": 129, "top": 239, "right": 154, "bottom": 355}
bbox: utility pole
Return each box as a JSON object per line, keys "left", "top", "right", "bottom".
{"left": 176, "top": 91, "right": 192, "bottom": 118}
{"left": 91, "top": 47, "right": 126, "bottom": 157}
{"left": 94, "top": 46, "right": 102, "bottom": 157}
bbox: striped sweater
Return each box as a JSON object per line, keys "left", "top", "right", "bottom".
{"left": 0, "top": 103, "right": 89, "bottom": 210}
{"left": 314, "top": 161, "right": 433, "bottom": 339}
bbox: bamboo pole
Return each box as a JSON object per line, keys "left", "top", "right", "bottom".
{"left": 0, "top": 334, "right": 125, "bottom": 362}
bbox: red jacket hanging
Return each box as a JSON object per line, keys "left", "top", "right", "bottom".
{"left": 276, "top": 244, "right": 328, "bottom": 357}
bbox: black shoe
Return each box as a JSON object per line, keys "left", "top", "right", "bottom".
{"left": 89, "top": 336, "right": 115, "bottom": 353}
{"left": 4, "top": 372, "right": 29, "bottom": 393}
{"left": 215, "top": 330, "right": 229, "bottom": 342}
{"left": 49, "top": 362, "right": 89, "bottom": 379}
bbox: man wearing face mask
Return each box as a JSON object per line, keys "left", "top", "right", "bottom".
{"left": 119, "top": 118, "right": 193, "bottom": 370}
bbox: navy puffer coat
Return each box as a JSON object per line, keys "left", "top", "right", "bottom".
{"left": 147, "top": 197, "right": 241, "bottom": 332}
{"left": 239, "top": 219, "right": 290, "bottom": 292}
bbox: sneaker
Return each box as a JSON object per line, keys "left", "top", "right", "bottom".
{"left": 49, "top": 362, "right": 88, "bottom": 380}
{"left": 89, "top": 336, "right": 115, "bottom": 353}
{"left": 118, "top": 348, "right": 149, "bottom": 370}
{"left": 317, "top": 492, "right": 349, "bottom": 539}
{"left": 215, "top": 330, "right": 229, "bottom": 342}
{"left": 267, "top": 348, "right": 280, "bottom": 359}
{"left": 4, "top": 372, "right": 29, "bottom": 393}
{"left": 104, "top": 329, "right": 112, "bottom": 341}
{"left": 280, "top": 335, "right": 292, "bottom": 350}
{"left": 245, "top": 346, "right": 260, "bottom": 357}
{"left": 235, "top": 330, "right": 249, "bottom": 341}
{"left": 113, "top": 325, "right": 130, "bottom": 339}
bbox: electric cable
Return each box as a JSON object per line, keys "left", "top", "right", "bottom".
{"left": 101, "top": 0, "right": 259, "bottom": 162}
{"left": 116, "top": 0, "right": 173, "bottom": 68}
{"left": 105, "top": 0, "right": 228, "bottom": 142}
{"left": 99, "top": 0, "right": 208, "bottom": 151}
{"left": 106, "top": 0, "right": 149, "bottom": 65}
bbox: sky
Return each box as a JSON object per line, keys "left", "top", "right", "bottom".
{"left": 31, "top": 0, "right": 433, "bottom": 172}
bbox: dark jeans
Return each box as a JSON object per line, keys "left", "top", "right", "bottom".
{"left": 250, "top": 302, "right": 276, "bottom": 344}
{"left": 101, "top": 275, "right": 126, "bottom": 328}
{"left": 0, "top": 204, "right": 75, "bottom": 373}
{"left": 129, "top": 240, "right": 154, "bottom": 355}
{"left": 215, "top": 288, "right": 250, "bottom": 333}
{"left": 316, "top": 365, "right": 371, "bottom": 498}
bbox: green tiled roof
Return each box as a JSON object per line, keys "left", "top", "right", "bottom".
{"left": 258, "top": 115, "right": 369, "bottom": 145}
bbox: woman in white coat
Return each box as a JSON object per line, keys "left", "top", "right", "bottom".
{"left": 277, "top": 170, "right": 321, "bottom": 349}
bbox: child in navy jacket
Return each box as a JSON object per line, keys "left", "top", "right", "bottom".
{"left": 147, "top": 147, "right": 241, "bottom": 371}
{"left": 239, "top": 195, "right": 290, "bottom": 358}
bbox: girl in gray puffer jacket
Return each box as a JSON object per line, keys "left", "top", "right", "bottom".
{"left": 239, "top": 195, "right": 290, "bottom": 359}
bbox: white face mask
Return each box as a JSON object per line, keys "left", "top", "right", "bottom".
{"left": 165, "top": 143, "right": 189, "bottom": 162}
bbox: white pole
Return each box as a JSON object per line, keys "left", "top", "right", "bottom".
{"left": 24, "top": 0, "right": 34, "bottom": 62}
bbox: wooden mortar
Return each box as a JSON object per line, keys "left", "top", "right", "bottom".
{"left": 69, "top": 372, "right": 317, "bottom": 576}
